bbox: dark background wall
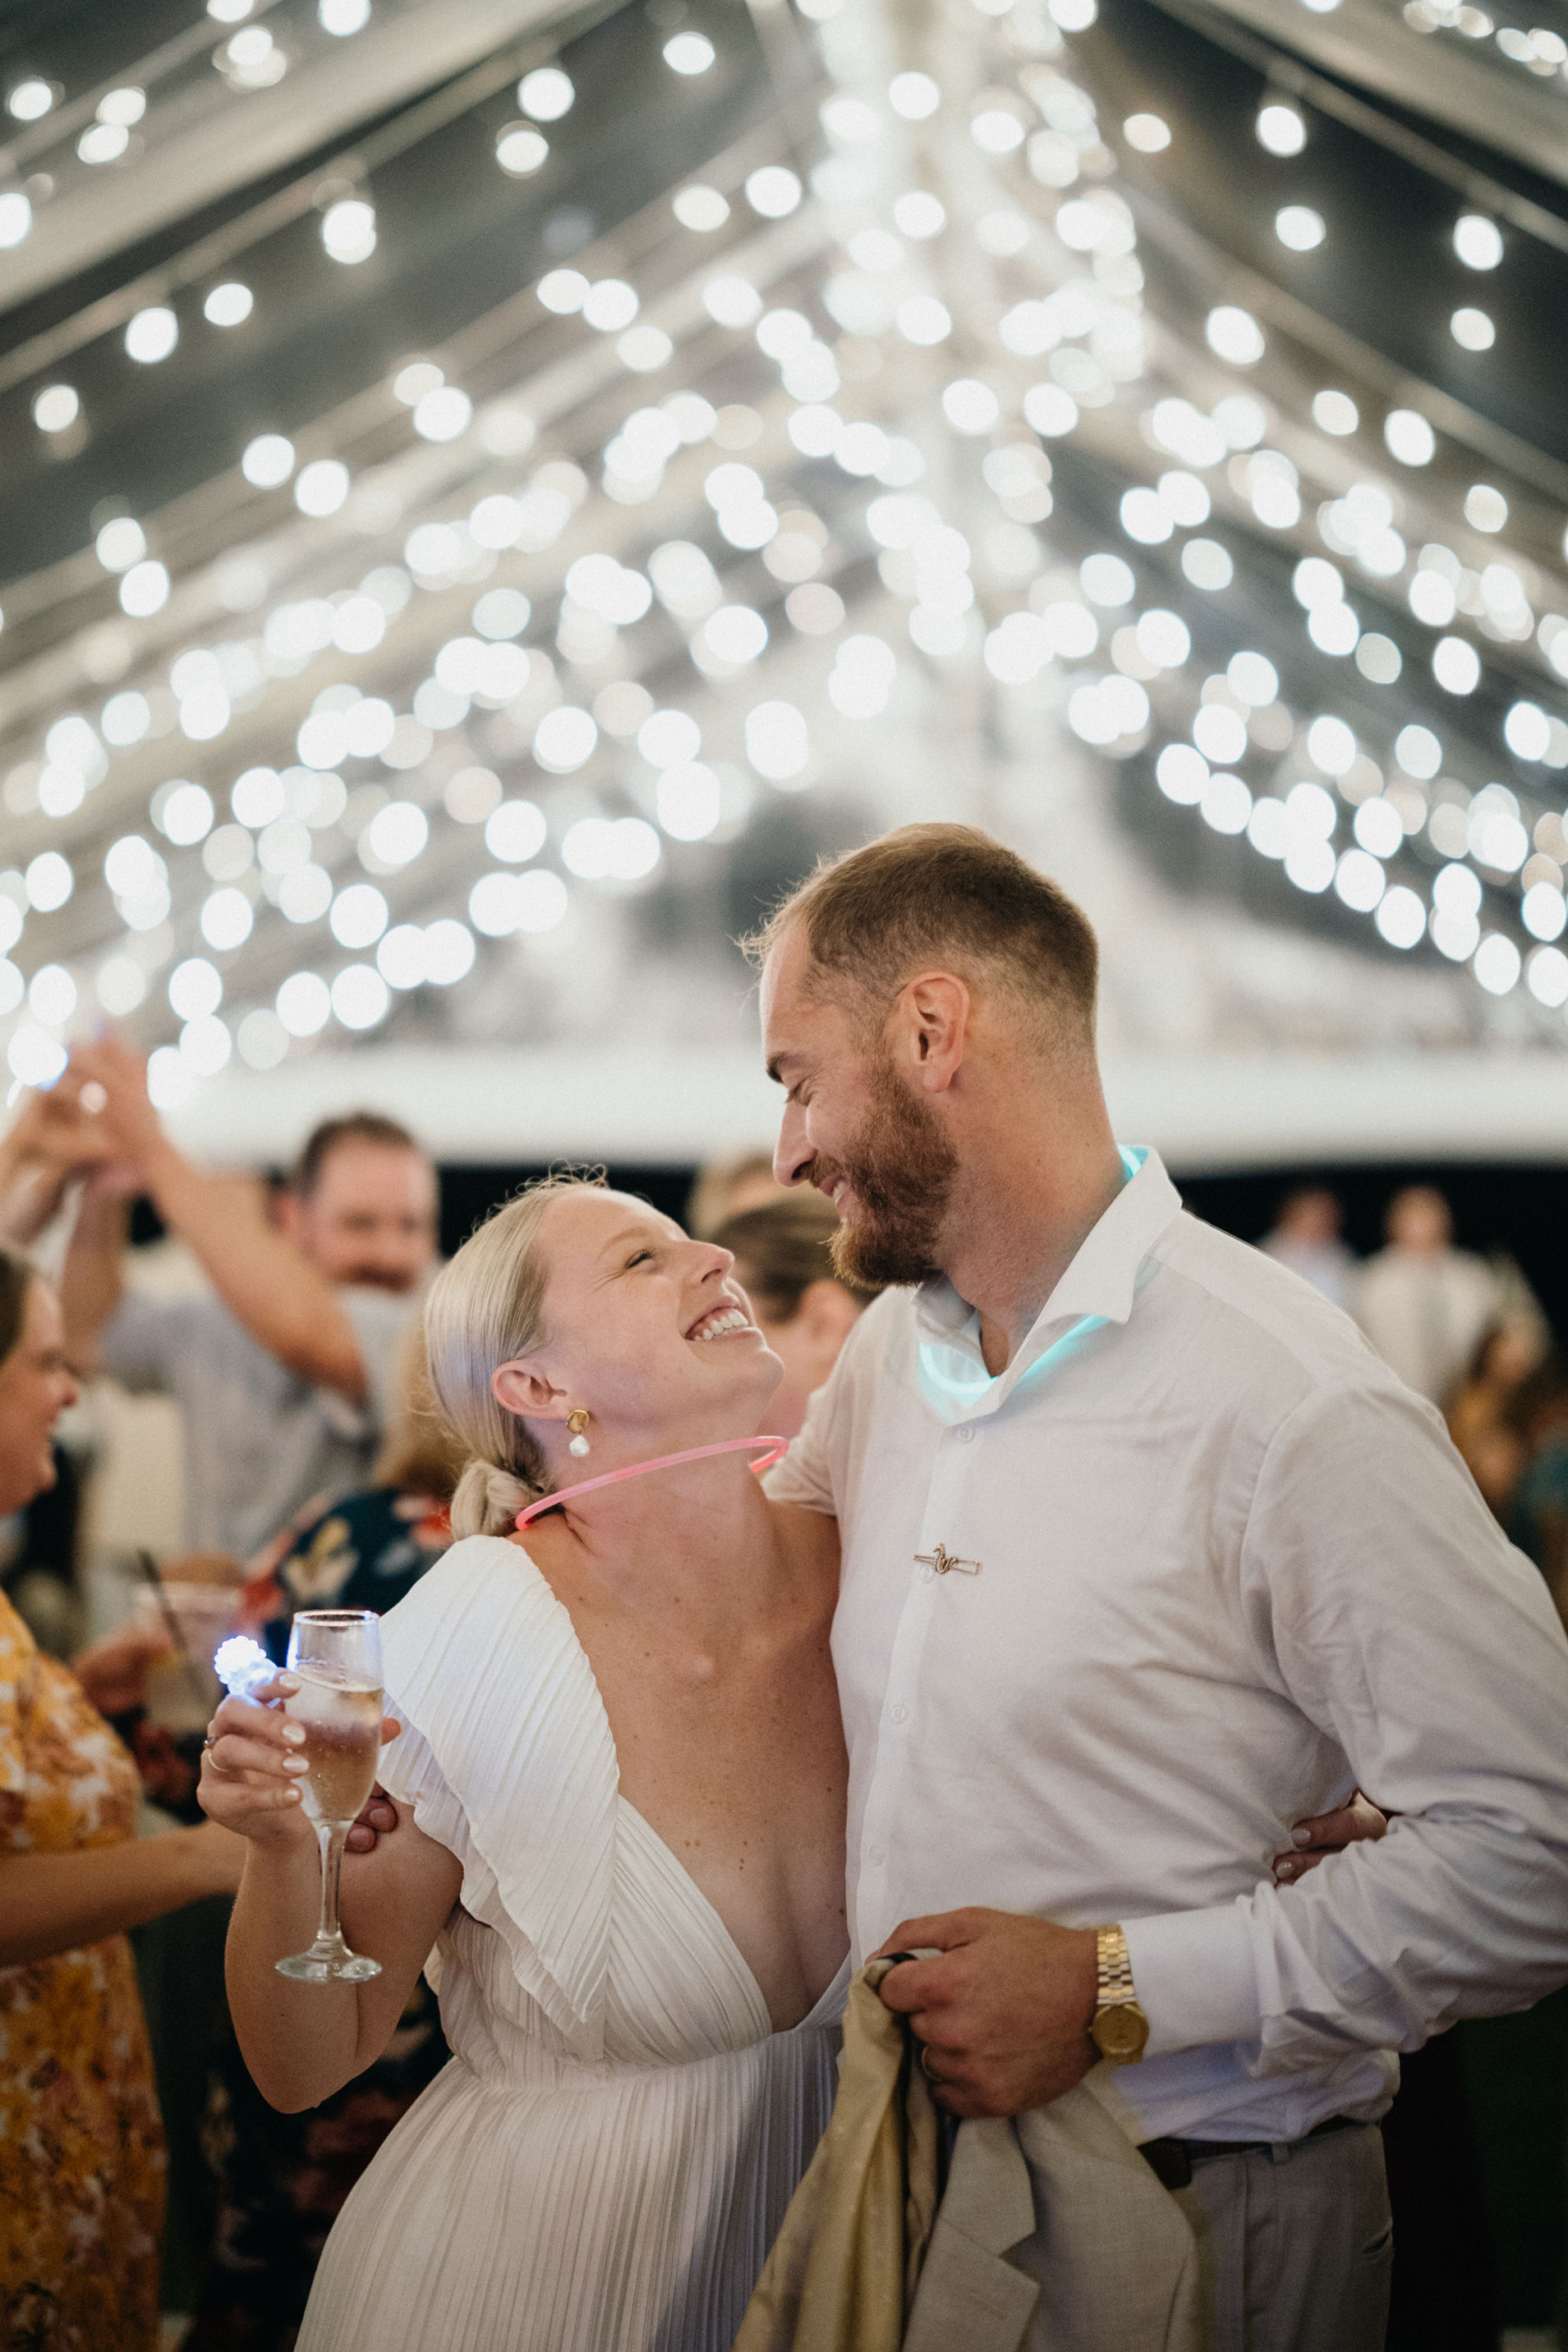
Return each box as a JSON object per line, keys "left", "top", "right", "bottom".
{"left": 435, "top": 1159, "right": 1568, "bottom": 1340}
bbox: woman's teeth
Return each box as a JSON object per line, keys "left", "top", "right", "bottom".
{"left": 693, "top": 1307, "right": 750, "bottom": 1340}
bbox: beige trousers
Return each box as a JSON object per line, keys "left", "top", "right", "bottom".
{"left": 1172, "top": 2122, "right": 1393, "bottom": 2352}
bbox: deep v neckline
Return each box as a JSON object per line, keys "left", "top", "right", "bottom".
{"left": 511, "top": 1539, "right": 844, "bottom": 2039}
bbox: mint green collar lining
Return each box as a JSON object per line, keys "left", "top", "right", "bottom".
{"left": 915, "top": 1145, "right": 1170, "bottom": 1419}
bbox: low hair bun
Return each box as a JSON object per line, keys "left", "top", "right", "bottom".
{"left": 450, "top": 1458, "right": 540, "bottom": 1539}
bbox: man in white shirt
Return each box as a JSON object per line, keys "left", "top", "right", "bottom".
{"left": 756, "top": 823, "right": 1568, "bottom": 2350}
{"left": 61, "top": 1039, "right": 436, "bottom": 1560}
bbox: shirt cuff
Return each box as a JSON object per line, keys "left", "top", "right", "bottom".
{"left": 1121, "top": 1901, "right": 1261, "bottom": 2058}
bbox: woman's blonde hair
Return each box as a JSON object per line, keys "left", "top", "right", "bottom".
{"left": 423, "top": 1175, "right": 604, "bottom": 1538}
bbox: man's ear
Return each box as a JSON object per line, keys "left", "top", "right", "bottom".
{"left": 894, "top": 971, "right": 970, "bottom": 1093}
{"left": 276, "top": 1192, "right": 306, "bottom": 1245}
{"left": 492, "top": 1359, "right": 568, "bottom": 1420}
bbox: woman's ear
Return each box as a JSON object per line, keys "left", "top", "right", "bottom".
{"left": 491, "top": 1360, "right": 569, "bottom": 1420}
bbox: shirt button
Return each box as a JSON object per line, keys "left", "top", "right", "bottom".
{"left": 956, "top": 1425, "right": 975, "bottom": 1442}
{"left": 890, "top": 1701, "right": 909, "bottom": 1724}
{"left": 868, "top": 1844, "right": 886, "bottom": 1866}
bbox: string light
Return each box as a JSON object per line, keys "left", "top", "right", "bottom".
{"left": 32, "top": 384, "right": 80, "bottom": 433}
{"left": 1256, "top": 102, "right": 1307, "bottom": 154}
{"left": 496, "top": 125, "right": 548, "bottom": 175}
{"left": 663, "top": 32, "right": 715, "bottom": 74}
{"left": 204, "top": 283, "right": 254, "bottom": 326}
{"left": 6, "top": 79, "right": 54, "bottom": 121}
{"left": 1450, "top": 306, "right": 1495, "bottom": 351}
{"left": 321, "top": 199, "right": 376, "bottom": 264}
{"left": 1276, "top": 206, "right": 1325, "bottom": 250}
{"left": 518, "top": 67, "right": 573, "bottom": 120}
{"left": 125, "top": 307, "right": 178, "bottom": 364}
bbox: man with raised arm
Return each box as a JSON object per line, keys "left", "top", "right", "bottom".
{"left": 61, "top": 1037, "right": 437, "bottom": 1561}
{"left": 755, "top": 823, "right": 1568, "bottom": 2352}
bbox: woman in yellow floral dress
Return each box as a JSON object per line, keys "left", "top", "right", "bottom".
{"left": 0, "top": 1247, "right": 243, "bottom": 2350}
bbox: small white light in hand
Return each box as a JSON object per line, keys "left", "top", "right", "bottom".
{"left": 215, "top": 1635, "right": 274, "bottom": 1699}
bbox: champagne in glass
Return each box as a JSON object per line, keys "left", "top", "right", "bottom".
{"left": 276, "top": 1610, "right": 385, "bottom": 1984}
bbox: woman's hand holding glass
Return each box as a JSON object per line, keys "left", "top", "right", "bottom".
{"left": 201, "top": 1674, "right": 317, "bottom": 1844}
{"left": 199, "top": 1674, "right": 402, "bottom": 1849}
{"left": 203, "top": 1610, "right": 400, "bottom": 1982}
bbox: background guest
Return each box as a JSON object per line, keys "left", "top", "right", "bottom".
{"left": 0, "top": 1081, "right": 114, "bottom": 1653}
{"left": 1446, "top": 1320, "right": 1547, "bottom": 1517}
{"left": 61, "top": 1036, "right": 437, "bottom": 1560}
{"left": 686, "top": 1148, "right": 790, "bottom": 1238}
{"left": 240, "top": 1328, "right": 465, "bottom": 1648}
{"left": 1503, "top": 1356, "right": 1568, "bottom": 1633}
{"left": 1258, "top": 1185, "right": 1357, "bottom": 1310}
{"left": 0, "top": 1246, "right": 243, "bottom": 2352}
{"left": 1357, "top": 1185, "right": 1509, "bottom": 1405}
{"left": 712, "top": 1192, "right": 866, "bottom": 1438}
{"left": 0, "top": 1078, "right": 114, "bottom": 1250}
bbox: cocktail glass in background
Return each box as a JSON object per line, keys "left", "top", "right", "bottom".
{"left": 276, "top": 1609, "right": 385, "bottom": 1984}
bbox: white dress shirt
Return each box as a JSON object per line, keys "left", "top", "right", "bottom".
{"left": 766, "top": 1148, "right": 1568, "bottom": 2143}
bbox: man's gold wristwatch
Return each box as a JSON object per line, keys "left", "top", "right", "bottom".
{"left": 1089, "top": 1925, "right": 1150, "bottom": 2064}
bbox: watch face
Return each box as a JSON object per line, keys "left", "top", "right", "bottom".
{"left": 1094, "top": 2004, "right": 1149, "bottom": 2062}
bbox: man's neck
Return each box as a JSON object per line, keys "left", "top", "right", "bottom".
{"left": 937, "top": 1103, "right": 1128, "bottom": 1377}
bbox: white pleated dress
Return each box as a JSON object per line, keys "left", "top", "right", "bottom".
{"left": 297, "top": 1534, "right": 847, "bottom": 2352}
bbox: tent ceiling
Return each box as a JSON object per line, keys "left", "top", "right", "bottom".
{"left": 1, "top": 0, "right": 1565, "bottom": 1162}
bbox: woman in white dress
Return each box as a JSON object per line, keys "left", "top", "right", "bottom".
{"left": 200, "top": 1177, "right": 850, "bottom": 2352}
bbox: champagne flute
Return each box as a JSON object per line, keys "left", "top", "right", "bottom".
{"left": 276, "top": 1610, "right": 385, "bottom": 1984}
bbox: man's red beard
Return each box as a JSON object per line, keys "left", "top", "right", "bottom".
{"left": 807, "top": 1053, "right": 959, "bottom": 1292}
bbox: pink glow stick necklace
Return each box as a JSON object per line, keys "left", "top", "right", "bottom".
{"left": 514, "top": 1434, "right": 788, "bottom": 1529}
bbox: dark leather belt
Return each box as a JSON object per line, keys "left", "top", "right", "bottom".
{"left": 1138, "top": 2110, "right": 1364, "bottom": 2192}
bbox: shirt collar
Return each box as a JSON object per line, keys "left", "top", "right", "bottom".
{"left": 912, "top": 1148, "right": 1183, "bottom": 1416}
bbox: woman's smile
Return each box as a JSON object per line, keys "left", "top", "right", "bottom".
{"left": 685, "top": 1303, "right": 759, "bottom": 1344}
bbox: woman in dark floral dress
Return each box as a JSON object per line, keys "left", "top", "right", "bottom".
{"left": 185, "top": 1341, "right": 462, "bottom": 2350}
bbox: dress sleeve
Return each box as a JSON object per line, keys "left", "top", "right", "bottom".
{"left": 375, "top": 1538, "right": 620, "bottom": 2056}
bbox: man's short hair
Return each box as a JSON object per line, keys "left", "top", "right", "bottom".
{"left": 747, "top": 822, "right": 1100, "bottom": 1052}
{"left": 291, "top": 1113, "right": 423, "bottom": 1197}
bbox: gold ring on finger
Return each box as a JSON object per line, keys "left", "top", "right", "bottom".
{"left": 919, "top": 2044, "right": 943, "bottom": 2084}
